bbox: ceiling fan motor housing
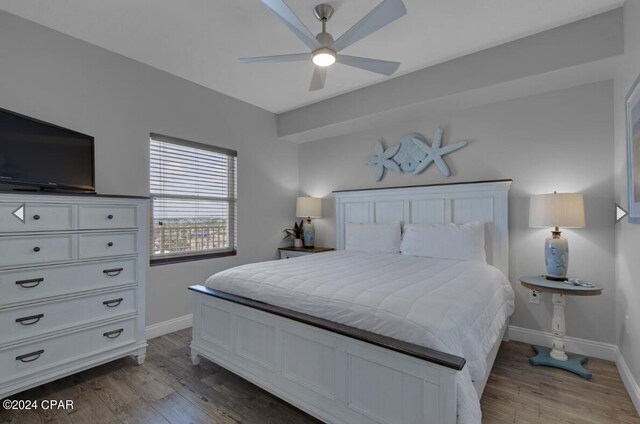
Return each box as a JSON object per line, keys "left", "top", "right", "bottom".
{"left": 315, "top": 31, "right": 334, "bottom": 47}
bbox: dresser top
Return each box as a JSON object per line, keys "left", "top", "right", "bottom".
{"left": 0, "top": 191, "right": 149, "bottom": 200}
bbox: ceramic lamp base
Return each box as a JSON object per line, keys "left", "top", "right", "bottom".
{"left": 303, "top": 219, "right": 315, "bottom": 248}
{"left": 545, "top": 234, "right": 568, "bottom": 280}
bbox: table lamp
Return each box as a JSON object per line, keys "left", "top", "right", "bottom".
{"left": 296, "top": 196, "right": 322, "bottom": 248}
{"left": 529, "top": 192, "right": 585, "bottom": 280}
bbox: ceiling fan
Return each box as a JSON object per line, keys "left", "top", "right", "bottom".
{"left": 240, "top": 0, "right": 407, "bottom": 91}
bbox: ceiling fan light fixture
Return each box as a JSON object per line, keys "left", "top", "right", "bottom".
{"left": 312, "top": 47, "right": 336, "bottom": 67}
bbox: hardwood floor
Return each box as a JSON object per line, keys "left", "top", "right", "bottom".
{"left": 1, "top": 328, "right": 638, "bottom": 424}
{"left": 481, "top": 341, "right": 640, "bottom": 424}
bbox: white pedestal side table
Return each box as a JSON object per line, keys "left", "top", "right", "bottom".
{"left": 519, "top": 275, "right": 602, "bottom": 379}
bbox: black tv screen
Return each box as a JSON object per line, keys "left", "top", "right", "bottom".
{"left": 0, "top": 107, "right": 95, "bottom": 192}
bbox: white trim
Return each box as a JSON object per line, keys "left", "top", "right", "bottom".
{"left": 145, "top": 314, "right": 193, "bottom": 340}
{"left": 617, "top": 349, "right": 640, "bottom": 416}
{"left": 508, "top": 325, "right": 617, "bottom": 361}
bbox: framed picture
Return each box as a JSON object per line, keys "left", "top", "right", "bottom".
{"left": 627, "top": 75, "right": 640, "bottom": 224}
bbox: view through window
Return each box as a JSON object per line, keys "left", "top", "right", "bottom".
{"left": 149, "top": 133, "right": 237, "bottom": 264}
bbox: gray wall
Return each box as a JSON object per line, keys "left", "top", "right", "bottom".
{"left": 615, "top": 0, "right": 640, "bottom": 387}
{"left": 300, "top": 81, "right": 615, "bottom": 343}
{"left": 0, "top": 10, "right": 298, "bottom": 326}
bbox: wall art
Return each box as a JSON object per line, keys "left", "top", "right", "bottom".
{"left": 627, "top": 74, "right": 640, "bottom": 223}
{"left": 365, "top": 127, "right": 467, "bottom": 182}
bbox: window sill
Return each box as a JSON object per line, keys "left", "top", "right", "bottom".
{"left": 150, "top": 250, "right": 237, "bottom": 266}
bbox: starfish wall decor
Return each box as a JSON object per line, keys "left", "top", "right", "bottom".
{"left": 364, "top": 128, "right": 467, "bottom": 182}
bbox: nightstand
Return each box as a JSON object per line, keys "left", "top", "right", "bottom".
{"left": 520, "top": 275, "right": 602, "bottom": 379}
{"left": 278, "top": 246, "right": 334, "bottom": 259}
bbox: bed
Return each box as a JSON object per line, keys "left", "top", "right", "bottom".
{"left": 190, "top": 179, "right": 513, "bottom": 424}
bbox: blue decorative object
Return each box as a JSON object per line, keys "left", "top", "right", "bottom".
{"left": 364, "top": 140, "right": 401, "bottom": 182}
{"left": 393, "top": 133, "right": 428, "bottom": 172}
{"left": 364, "top": 128, "right": 467, "bottom": 181}
{"left": 303, "top": 220, "right": 315, "bottom": 247}
{"left": 411, "top": 128, "right": 467, "bottom": 177}
{"left": 545, "top": 235, "right": 568, "bottom": 278}
{"left": 529, "top": 345, "right": 592, "bottom": 379}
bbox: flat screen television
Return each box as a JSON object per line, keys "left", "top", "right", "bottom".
{"left": 0, "top": 107, "right": 95, "bottom": 193}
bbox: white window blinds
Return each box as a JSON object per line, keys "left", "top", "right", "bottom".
{"left": 149, "top": 133, "right": 237, "bottom": 263}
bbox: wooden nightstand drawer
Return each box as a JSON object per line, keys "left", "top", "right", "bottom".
{"left": 278, "top": 247, "right": 334, "bottom": 259}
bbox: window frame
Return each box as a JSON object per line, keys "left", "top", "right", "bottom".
{"left": 149, "top": 133, "right": 237, "bottom": 266}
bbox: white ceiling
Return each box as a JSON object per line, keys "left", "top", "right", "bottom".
{"left": 0, "top": 0, "right": 623, "bottom": 113}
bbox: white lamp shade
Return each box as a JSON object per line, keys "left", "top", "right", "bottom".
{"left": 529, "top": 192, "right": 585, "bottom": 229}
{"left": 296, "top": 197, "right": 322, "bottom": 218}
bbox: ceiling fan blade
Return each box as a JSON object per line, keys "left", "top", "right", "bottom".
{"left": 309, "top": 66, "right": 327, "bottom": 91}
{"left": 261, "top": 0, "right": 321, "bottom": 51}
{"left": 240, "top": 53, "right": 311, "bottom": 64}
{"left": 332, "top": 0, "right": 407, "bottom": 52}
{"left": 337, "top": 55, "right": 400, "bottom": 76}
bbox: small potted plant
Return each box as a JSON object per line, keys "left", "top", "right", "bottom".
{"left": 283, "top": 220, "right": 304, "bottom": 247}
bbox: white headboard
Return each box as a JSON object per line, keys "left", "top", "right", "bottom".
{"left": 333, "top": 180, "right": 512, "bottom": 276}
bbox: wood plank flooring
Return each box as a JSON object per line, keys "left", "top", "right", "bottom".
{"left": 1, "top": 328, "right": 638, "bottom": 424}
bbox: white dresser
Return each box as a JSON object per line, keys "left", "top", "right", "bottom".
{"left": 0, "top": 193, "right": 148, "bottom": 399}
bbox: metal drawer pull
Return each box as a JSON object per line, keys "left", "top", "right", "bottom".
{"left": 103, "top": 328, "right": 124, "bottom": 339}
{"left": 107, "top": 242, "right": 114, "bottom": 247}
{"left": 33, "top": 214, "right": 40, "bottom": 220}
{"left": 16, "top": 350, "right": 44, "bottom": 363}
{"left": 108, "top": 214, "right": 114, "bottom": 220}
{"left": 103, "top": 298, "right": 123, "bottom": 308}
{"left": 103, "top": 268, "right": 124, "bottom": 277}
{"left": 33, "top": 247, "right": 40, "bottom": 252}
{"left": 16, "top": 314, "right": 44, "bottom": 325}
{"left": 15, "top": 278, "right": 44, "bottom": 288}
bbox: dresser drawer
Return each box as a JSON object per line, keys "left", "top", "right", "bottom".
{"left": 79, "top": 205, "right": 137, "bottom": 230}
{"left": 0, "top": 259, "right": 137, "bottom": 306}
{"left": 0, "top": 235, "right": 73, "bottom": 267}
{"left": 0, "top": 203, "right": 74, "bottom": 233}
{"left": 0, "top": 318, "right": 137, "bottom": 384}
{"left": 0, "top": 287, "right": 137, "bottom": 345}
{"left": 78, "top": 232, "right": 137, "bottom": 259}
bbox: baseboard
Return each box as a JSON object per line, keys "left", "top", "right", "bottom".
{"left": 145, "top": 314, "right": 193, "bottom": 340}
{"left": 617, "top": 349, "right": 640, "bottom": 416}
{"left": 508, "top": 325, "right": 617, "bottom": 361}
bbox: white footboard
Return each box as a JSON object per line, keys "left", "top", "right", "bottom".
{"left": 190, "top": 286, "right": 460, "bottom": 424}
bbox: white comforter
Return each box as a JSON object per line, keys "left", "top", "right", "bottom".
{"left": 205, "top": 250, "right": 514, "bottom": 424}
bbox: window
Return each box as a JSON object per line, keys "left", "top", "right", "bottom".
{"left": 149, "top": 133, "right": 237, "bottom": 265}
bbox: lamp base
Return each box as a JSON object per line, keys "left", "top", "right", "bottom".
{"left": 303, "top": 219, "right": 315, "bottom": 248}
{"left": 545, "top": 232, "right": 568, "bottom": 280}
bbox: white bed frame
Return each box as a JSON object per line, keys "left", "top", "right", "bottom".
{"left": 190, "top": 180, "right": 511, "bottom": 424}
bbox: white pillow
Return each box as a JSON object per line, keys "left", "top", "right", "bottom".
{"left": 400, "top": 221, "right": 486, "bottom": 262}
{"left": 345, "top": 222, "right": 401, "bottom": 254}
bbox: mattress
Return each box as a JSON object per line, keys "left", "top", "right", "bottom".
{"left": 205, "top": 250, "right": 515, "bottom": 424}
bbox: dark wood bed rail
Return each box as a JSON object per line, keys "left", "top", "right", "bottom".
{"left": 189, "top": 284, "right": 466, "bottom": 371}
